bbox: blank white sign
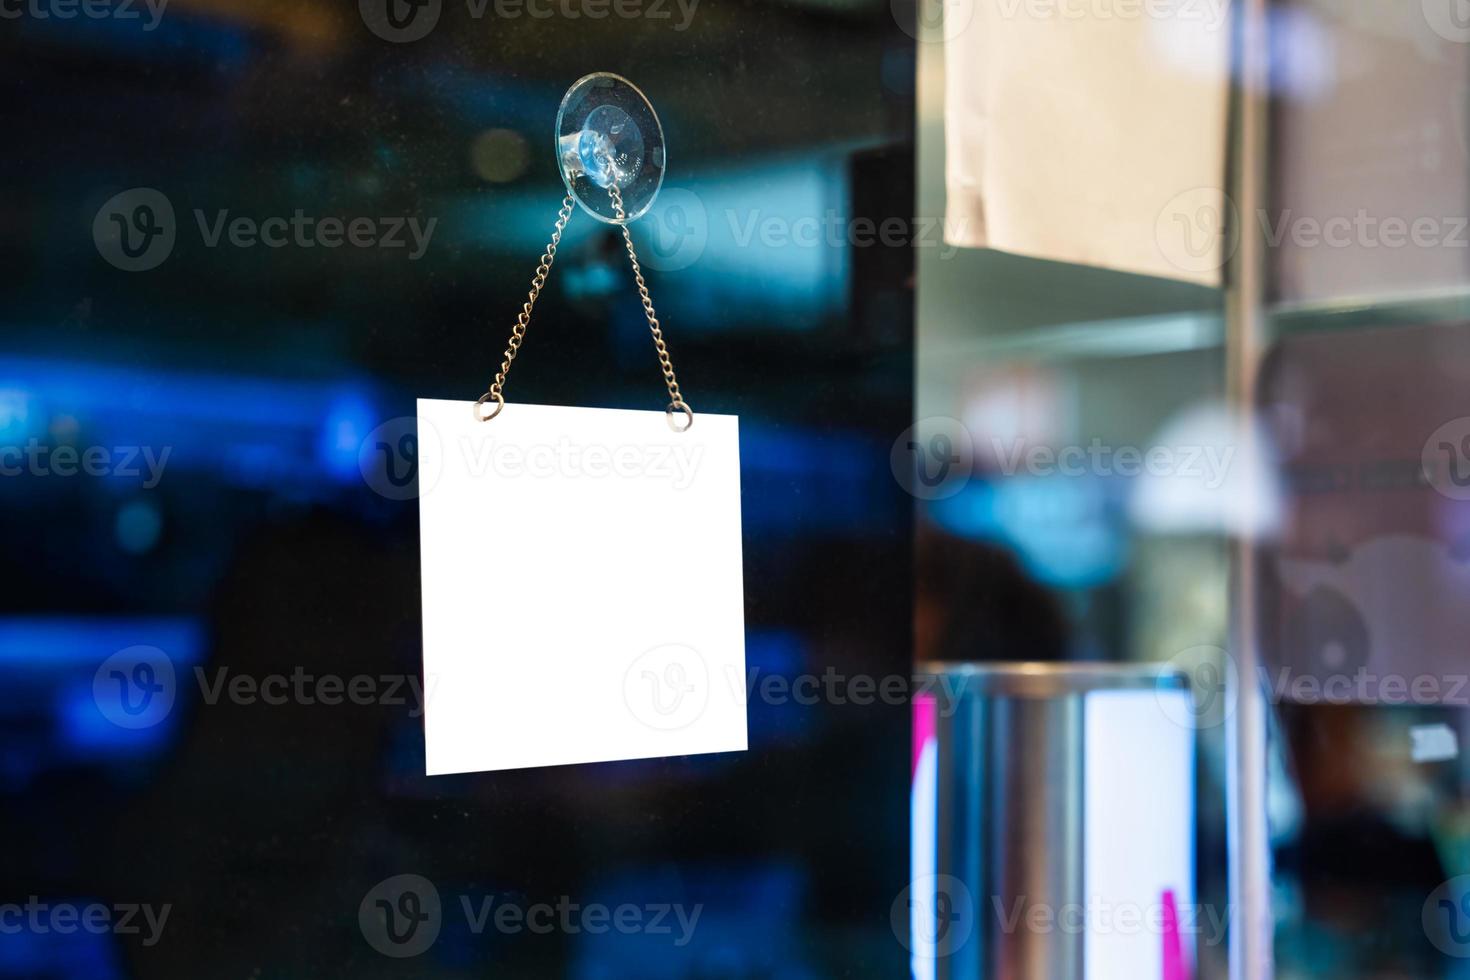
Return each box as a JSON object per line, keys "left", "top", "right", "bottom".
{"left": 416, "top": 399, "right": 747, "bottom": 775}
{"left": 1084, "top": 690, "right": 1196, "bottom": 979}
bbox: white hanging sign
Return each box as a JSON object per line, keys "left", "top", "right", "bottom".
{"left": 416, "top": 398, "right": 747, "bottom": 775}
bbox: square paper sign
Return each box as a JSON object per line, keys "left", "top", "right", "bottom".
{"left": 416, "top": 399, "right": 747, "bottom": 775}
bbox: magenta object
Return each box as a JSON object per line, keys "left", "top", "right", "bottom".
{"left": 1161, "top": 888, "right": 1189, "bottom": 980}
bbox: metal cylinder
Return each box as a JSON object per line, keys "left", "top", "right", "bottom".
{"left": 909, "top": 662, "right": 1192, "bottom": 980}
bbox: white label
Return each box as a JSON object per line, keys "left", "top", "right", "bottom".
{"left": 416, "top": 399, "right": 747, "bottom": 774}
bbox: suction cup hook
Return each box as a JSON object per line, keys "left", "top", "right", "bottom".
{"left": 556, "top": 73, "right": 665, "bottom": 225}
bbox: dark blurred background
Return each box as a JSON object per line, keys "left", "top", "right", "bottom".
{"left": 0, "top": 2, "right": 916, "bottom": 975}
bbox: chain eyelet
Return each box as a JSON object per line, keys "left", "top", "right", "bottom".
{"left": 474, "top": 391, "right": 505, "bottom": 422}
{"left": 665, "top": 401, "right": 694, "bottom": 433}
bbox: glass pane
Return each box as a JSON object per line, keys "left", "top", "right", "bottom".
{"left": 0, "top": 9, "right": 916, "bottom": 976}
{"left": 1262, "top": 0, "right": 1470, "bottom": 975}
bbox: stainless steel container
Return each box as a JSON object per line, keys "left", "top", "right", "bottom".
{"left": 909, "top": 662, "right": 1193, "bottom": 980}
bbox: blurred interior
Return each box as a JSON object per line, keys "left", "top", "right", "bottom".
{"left": 0, "top": 1, "right": 915, "bottom": 975}
{"left": 913, "top": 0, "right": 1470, "bottom": 976}
{"left": 5, "top": 0, "right": 1470, "bottom": 975}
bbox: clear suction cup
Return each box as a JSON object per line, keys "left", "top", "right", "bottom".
{"left": 556, "top": 73, "right": 665, "bottom": 225}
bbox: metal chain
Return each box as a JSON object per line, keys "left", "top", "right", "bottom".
{"left": 475, "top": 183, "right": 693, "bottom": 432}
{"left": 607, "top": 181, "right": 693, "bottom": 431}
{"left": 476, "top": 194, "right": 576, "bottom": 421}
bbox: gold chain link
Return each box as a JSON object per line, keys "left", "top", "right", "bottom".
{"left": 477, "top": 194, "right": 576, "bottom": 420}
{"left": 607, "top": 182, "right": 692, "bottom": 430}
{"left": 476, "top": 183, "right": 693, "bottom": 432}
